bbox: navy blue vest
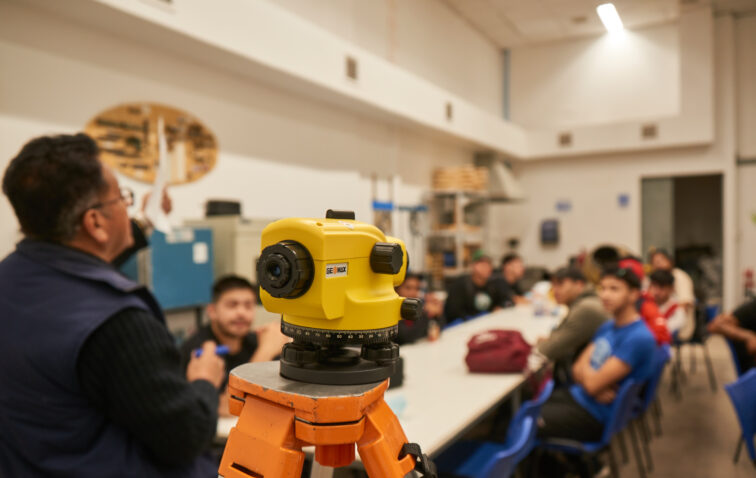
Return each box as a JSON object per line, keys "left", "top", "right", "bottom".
{"left": 0, "top": 240, "right": 212, "bottom": 477}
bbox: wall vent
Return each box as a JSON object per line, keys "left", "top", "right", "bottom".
{"left": 558, "top": 132, "right": 572, "bottom": 147}
{"left": 641, "top": 124, "right": 658, "bottom": 139}
{"left": 345, "top": 56, "right": 358, "bottom": 80}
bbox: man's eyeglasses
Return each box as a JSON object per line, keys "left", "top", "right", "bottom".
{"left": 90, "top": 187, "right": 134, "bottom": 210}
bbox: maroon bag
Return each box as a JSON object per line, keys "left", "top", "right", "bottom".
{"left": 465, "top": 329, "right": 532, "bottom": 373}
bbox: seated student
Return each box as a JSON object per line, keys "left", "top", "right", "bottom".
{"left": 648, "top": 269, "right": 694, "bottom": 340}
{"left": 394, "top": 272, "right": 444, "bottom": 344}
{"left": 708, "top": 298, "right": 756, "bottom": 372}
{"left": 619, "top": 257, "right": 671, "bottom": 345}
{"left": 180, "top": 275, "right": 291, "bottom": 416}
{"left": 537, "top": 267, "right": 656, "bottom": 443}
{"left": 500, "top": 252, "right": 529, "bottom": 305}
{"left": 528, "top": 267, "right": 607, "bottom": 379}
{"left": 444, "top": 250, "right": 513, "bottom": 321}
{"left": 650, "top": 248, "right": 696, "bottom": 333}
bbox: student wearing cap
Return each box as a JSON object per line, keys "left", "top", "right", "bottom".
{"left": 444, "top": 250, "right": 514, "bottom": 321}
{"left": 648, "top": 269, "right": 694, "bottom": 340}
{"left": 537, "top": 266, "right": 657, "bottom": 444}
{"left": 500, "top": 252, "right": 529, "bottom": 305}
{"left": 528, "top": 267, "right": 607, "bottom": 379}
{"left": 180, "top": 275, "right": 291, "bottom": 417}
{"left": 394, "top": 272, "right": 444, "bottom": 344}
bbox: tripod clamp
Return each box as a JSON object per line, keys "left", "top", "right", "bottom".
{"left": 400, "top": 443, "right": 438, "bottom": 477}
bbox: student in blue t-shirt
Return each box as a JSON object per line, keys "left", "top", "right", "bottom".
{"left": 537, "top": 266, "right": 657, "bottom": 442}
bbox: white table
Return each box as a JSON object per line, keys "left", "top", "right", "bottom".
{"left": 217, "top": 305, "right": 560, "bottom": 476}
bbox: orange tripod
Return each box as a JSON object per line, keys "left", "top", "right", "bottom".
{"left": 218, "top": 362, "right": 436, "bottom": 478}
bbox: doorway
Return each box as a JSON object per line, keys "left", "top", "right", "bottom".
{"left": 641, "top": 174, "right": 723, "bottom": 302}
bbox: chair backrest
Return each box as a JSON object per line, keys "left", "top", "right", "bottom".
{"left": 637, "top": 345, "right": 672, "bottom": 414}
{"left": 724, "top": 368, "right": 756, "bottom": 462}
{"left": 602, "top": 380, "right": 643, "bottom": 444}
{"left": 506, "top": 379, "right": 553, "bottom": 463}
{"left": 481, "top": 416, "right": 535, "bottom": 478}
{"left": 725, "top": 338, "right": 744, "bottom": 377}
{"left": 510, "top": 379, "right": 554, "bottom": 426}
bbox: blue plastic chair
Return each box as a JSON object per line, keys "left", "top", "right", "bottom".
{"left": 535, "top": 380, "right": 644, "bottom": 478}
{"left": 434, "top": 380, "right": 554, "bottom": 478}
{"left": 627, "top": 345, "right": 672, "bottom": 473}
{"left": 724, "top": 368, "right": 756, "bottom": 466}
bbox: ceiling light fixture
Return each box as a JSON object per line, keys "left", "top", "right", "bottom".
{"left": 596, "top": 3, "right": 624, "bottom": 34}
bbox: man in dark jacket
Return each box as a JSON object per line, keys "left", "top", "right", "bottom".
{"left": 0, "top": 134, "right": 225, "bottom": 477}
{"left": 444, "top": 250, "right": 513, "bottom": 321}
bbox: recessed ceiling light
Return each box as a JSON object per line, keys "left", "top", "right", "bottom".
{"left": 596, "top": 3, "right": 624, "bottom": 34}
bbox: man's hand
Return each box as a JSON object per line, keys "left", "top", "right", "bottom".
{"left": 251, "top": 322, "right": 292, "bottom": 362}
{"left": 217, "top": 387, "right": 233, "bottom": 418}
{"left": 186, "top": 341, "right": 225, "bottom": 389}
{"left": 708, "top": 313, "right": 738, "bottom": 335}
{"left": 424, "top": 294, "right": 443, "bottom": 319}
{"left": 746, "top": 335, "right": 756, "bottom": 356}
{"left": 595, "top": 387, "right": 617, "bottom": 404}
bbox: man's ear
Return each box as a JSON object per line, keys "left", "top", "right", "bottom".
{"left": 80, "top": 209, "right": 108, "bottom": 244}
{"left": 206, "top": 303, "right": 217, "bottom": 321}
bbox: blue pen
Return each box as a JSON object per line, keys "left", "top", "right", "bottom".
{"left": 193, "top": 345, "right": 230, "bottom": 358}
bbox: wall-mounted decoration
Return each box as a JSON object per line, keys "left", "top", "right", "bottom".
{"left": 555, "top": 200, "right": 572, "bottom": 213}
{"left": 84, "top": 102, "right": 217, "bottom": 184}
{"left": 618, "top": 193, "right": 630, "bottom": 208}
{"left": 540, "top": 219, "right": 559, "bottom": 246}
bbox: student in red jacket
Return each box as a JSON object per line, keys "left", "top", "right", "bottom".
{"left": 618, "top": 257, "right": 671, "bottom": 345}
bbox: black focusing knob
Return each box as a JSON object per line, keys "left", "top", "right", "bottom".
{"left": 361, "top": 343, "right": 399, "bottom": 365}
{"left": 370, "top": 242, "right": 403, "bottom": 274}
{"left": 281, "top": 343, "right": 318, "bottom": 364}
{"left": 400, "top": 298, "right": 422, "bottom": 321}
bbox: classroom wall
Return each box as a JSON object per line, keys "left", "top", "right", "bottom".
{"left": 735, "top": 13, "right": 756, "bottom": 299}
{"left": 510, "top": 21, "right": 680, "bottom": 128}
{"left": 736, "top": 14, "right": 756, "bottom": 159}
{"left": 491, "top": 14, "right": 741, "bottom": 309}
{"left": 0, "top": 1, "right": 478, "bottom": 258}
{"left": 263, "top": 0, "right": 504, "bottom": 117}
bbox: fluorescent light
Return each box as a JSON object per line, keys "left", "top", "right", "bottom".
{"left": 596, "top": 3, "right": 624, "bottom": 34}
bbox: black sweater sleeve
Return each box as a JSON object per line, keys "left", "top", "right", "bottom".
{"left": 444, "top": 276, "right": 471, "bottom": 321}
{"left": 77, "top": 308, "right": 218, "bottom": 467}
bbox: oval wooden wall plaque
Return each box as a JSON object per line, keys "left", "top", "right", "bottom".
{"left": 84, "top": 103, "right": 217, "bottom": 184}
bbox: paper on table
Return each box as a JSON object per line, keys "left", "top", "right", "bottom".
{"left": 144, "top": 116, "right": 173, "bottom": 234}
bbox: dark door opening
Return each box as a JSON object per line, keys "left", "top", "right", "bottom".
{"left": 641, "top": 174, "right": 723, "bottom": 302}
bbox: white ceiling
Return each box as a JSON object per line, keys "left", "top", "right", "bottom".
{"left": 441, "top": 0, "right": 756, "bottom": 47}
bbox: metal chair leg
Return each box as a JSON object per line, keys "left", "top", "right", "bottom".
{"left": 703, "top": 341, "right": 717, "bottom": 392}
{"left": 628, "top": 421, "right": 648, "bottom": 478}
{"left": 617, "top": 430, "right": 629, "bottom": 464}
{"left": 638, "top": 418, "right": 654, "bottom": 472}
{"left": 690, "top": 344, "right": 697, "bottom": 374}
{"left": 607, "top": 442, "right": 620, "bottom": 478}
{"left": 734, "top": 435, "right": 744, "bottom": 464}
{"left": 651, "top": 399, "right": 663, "bottom": 436}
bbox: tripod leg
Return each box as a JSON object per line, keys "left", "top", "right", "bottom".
{"left": 220, "top": 395, "right": 305, "bottom": 478}
{"left": 357, "top": 399, "right": 418, "bottom": 478}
